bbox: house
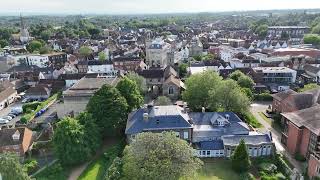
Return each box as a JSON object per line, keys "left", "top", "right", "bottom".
{"left": 271, "top": 88, "right": 320, "bottom": 113}
{"left": 113, "top": 57, "right": 147, "bottom": 73}
{"left": 267, "top": 26, "right": 309, "bottom": 39}
{"left": 0, "top": 127, "right": 33, "bottom": 157}
{"left": 146, "top": 38, "right": 171, "bottom": 68}
{"left": 302, "top": 64, "right": 320, "bottom": 83}
{"left": 25, "top": 84, "right": 51, "bottom": 101}
{"left": 189, "top": 37, "right": 203, "bottom": 57}
{"left": 280, "top": 105, "right": 320, "bottom": 178}
{"left": 0, "top": 81, "right": 17, "bottom": 111}
{"left": 139, "top": 66, "right": 184, "bottom": 100}
{"left": 57, "top": 76, "right": 119, "bottom": 118}
{"left": 252, "top": 67, "right": 297, "bottom": 91}
{"left": 87, "top": 60, "right": 118, "bottom": 77}
{"left": 125, "top": 105, "right": 274, "bottom": 158}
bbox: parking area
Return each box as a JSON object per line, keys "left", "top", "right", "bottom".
{"left": 0, "top": 101, "right": 23, "bottom": 128}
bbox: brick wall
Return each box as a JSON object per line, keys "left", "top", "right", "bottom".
{"left": 308, "top": 154, "right": 320, "bottom": 178}
{"left": 300, "top": 128, "right": 311, "bottom": 157}
{"left": 286, "top": 121, "right": 302, "bottom": 155}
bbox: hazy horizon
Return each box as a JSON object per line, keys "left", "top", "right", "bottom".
{"left": 1, "top": 0, "right": 320, "bottom": 15}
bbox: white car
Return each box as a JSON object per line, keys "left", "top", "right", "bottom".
{"left": 0, "top": 118, "right": 9, "bottom": 124}
{"left": 2, "top": 116, "right": 13, "bottom": 120}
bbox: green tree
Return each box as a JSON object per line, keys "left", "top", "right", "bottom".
{"left": 77, "top": 112, "right": 102, "bottom": 154}
{"left": 116, "top": 77, "right": 143, "bottom": 112}
{"left": 105, "top": 157, "right": 123, "bottom": 180}
{"left": 87, "top": 85, "right": 128, "bottom": 134}
{"left": 154, "top": 96, "right": 172, "bottom": 106}
{"left": 178, "top": 63, "right": 188, "bottom": 77}
{"left": 311, "top": 24, "right": 320, "bottom": 34}
{"left": 79, "top": 46, "right": 93, "bottom": 59}
{"left": 39, "top": 46, "right": 52, "bottom": 54}
{"left": 40, "top": 30, "right": 52, "bottom": 41}
{"left": 0, "top": 39, "right": 8, "bottom": 48}
{"left": 229, "top": 70, "right": 244, "bottom": 81}
{"left": 213, "top": 79, "right": 250, "bottom": 113}
{"left": 182, "top": 71, "right": 222, "bottom": 111}
{"left": 231, "top": 139, "right": 251, "bottom": 172}
{"left": 27, "top": 40, "right": 43, "bottom": 53}
{"left": 122, "top": 132, "right": 203, "bottom": 180}
{"left": 237, "top": 75, "right": 255, "bottom": 89}
{"left": 53, "top": 117, "right": 92, "bottom": 166}
{"left": 0, "top": 153, "right": 31, "bottom": 180}
{"left": 255, "top": 24, "right": 268, "bottom": 38}
{"left": 98, "top": 51, "right": 107, "bottom": 62}
{"left": 127, "top": 73, "right": 147, "bottom": 95}
{"left": 241, "top": 88, "right": 253, "bottom": 100}
{"left": 304, "top": 34, "right": 320, "bottom": 46}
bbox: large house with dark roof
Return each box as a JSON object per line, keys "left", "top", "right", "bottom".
{"left": 125, "top": 105, "right": 274, "bottom": 158}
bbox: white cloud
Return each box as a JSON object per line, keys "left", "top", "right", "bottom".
{"left": 0, "top": 0, "right": 320, "bottom": 14}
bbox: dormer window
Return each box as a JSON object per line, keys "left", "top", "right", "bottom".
{"left": 218, "top": 120, "right": 224, "bottom": 126}
{"left": 12, "top": 130, "right": 20, "bottom": 141}
{"left": 156, "top": 119, "right": 160, "bottom": 124}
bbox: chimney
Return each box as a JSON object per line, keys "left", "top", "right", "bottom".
{"left": 225, "top": 114, "right": 230, "bottom": 120}
{"left": 143, "top": 113, "right": 149, "bottom": 122}
{"left": 202, "top": 107, "right": 205, "bottom": 113}
{"left": 12, "top": 130, "right": 20, "bottom": 141}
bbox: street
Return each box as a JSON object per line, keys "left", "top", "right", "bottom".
{"left": 250, "top": 101, "right": 305, "bottom": 173}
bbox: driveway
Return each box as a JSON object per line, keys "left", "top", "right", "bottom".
{"left": 250, "top": 101, "right": 304, "bottom": 173}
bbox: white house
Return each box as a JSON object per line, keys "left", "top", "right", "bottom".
{"left": 27, "top": 55, "right": 49, "bottom": 68}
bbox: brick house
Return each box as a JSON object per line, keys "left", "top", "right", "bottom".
{"left": 0, "top": 127, "right": 33, "bottom": 157}
{"left": 281, "top": 105, "right": 320, "bottom": 178}
{"left": 271, "top": 88, "right": 320, "bottom": 113}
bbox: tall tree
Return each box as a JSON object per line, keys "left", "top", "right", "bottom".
{"left": 79, "top": 46, "right": 93, "bottom": 59}
{"left": 77, "top": 112, "right": 102, "bottom": 154}
{"left": 0, "top": 153, "right": 31, "bottom": 180}
{"left": 304, "top": 34, "right": 320, "bottom": 46}
{"left": 87, "top": 85, "right": 128, "bottom": 134}
{"left": 231, "top": 139, "right": 251, "bottom": 172}
{"left": 182, "top": 71, "right": 222, "bottom": 111}
{"left": 213, "top": 79, "right": 250, "bottom": 113}
{"left": 98, "top": 51, "right": 107, "bottom": 62}
{"left": 127, "top": 73, "right": 147, "bottom": 95}
{"left": 53, "top": 117, "right": 92, "bottom": 166}
{"left": 116, "top": 77, "right": 144, "bottom": 112}
{"left": 237, "top": 75, "right": 255, "bottom": 90}
{"left": 0, "top": 39, "right": 8, "bottom": 48}
{"left": 26, "top": 40, "right": 43, "bottom": 53}
{"left": 122, "top": 132, "right": 203, "bottom": 180}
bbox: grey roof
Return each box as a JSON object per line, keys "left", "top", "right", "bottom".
{"left": 282, "top": 105, "right": 320, "bottom": 135}
{"left": 222, "top": 134, "right": 272, "bottom": 146}
{"left": 190, "top": 112, "right": 250, "bottom": 142}
{"left": 271, "top": 89, "right": 297, "bottom": 101}
{"left": 304, "top": 64, "right": 320, "bottom": 75}
{"left": 195, "top": 140, "right": 224, "bottom": 150}
{"left": 125, "top": 105, "right": 192, "bottom": 135}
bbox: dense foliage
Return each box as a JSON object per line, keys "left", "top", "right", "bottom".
{"left": 0, "top": 153, "right": 31, "bottom": 180}
{"left": 122, "top": 132, "right": 203, "bottom": 180}
{"left": 231, "top": 139, "right": 251, "bottom": 173}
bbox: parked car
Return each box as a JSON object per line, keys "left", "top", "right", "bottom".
{"left": 22, "top": 98, "right": 31, "bottom": 103}
{"left": 2, "top": 116, "right": 12, "bottom": 120}
{"left": 11, "top": 107, "right": 23, "bottom": 115}
{"left": 0, "top": 118, "right": 9, "bottom": 124}
{"left": 7, "top": 113, "right": 16, "bottom": 118}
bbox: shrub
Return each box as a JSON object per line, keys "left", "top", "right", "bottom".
{"left": 258, "top": 163, "right": 278, "bottom": 174}
{"left": 275, "top": 173, "right": 286, "bottom": 180}
{"left": 274, "top": 154, "right": 291, "bottom": 177}
{"left": 104, "top": 157, "right": 123, "bottom": 180}
{"left": 23, "top": 159, "right": 39, "bottom": 174}
{"left": 22, "top": 101, "right": 41, "bottom": 113}
{"left": 240, "top": 111, "right": 262, "bottom": 128}
{"left": 254, "top": 93, "right": 273, "bottom": 101}
{"left": 294, "top": 153, "right": 306, "bottom": 162}
{"left": 239, "top": 172, "right": 255, "bottom": 180}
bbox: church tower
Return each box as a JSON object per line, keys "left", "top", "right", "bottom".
{"left": 19, "top": 14, "right": 30, "bottom": 44}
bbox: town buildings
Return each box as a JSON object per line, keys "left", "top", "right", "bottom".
{"left": 146, "top": 38, "right": 171, "bottom": 68}
{"left": 125, "top": 105, "right": 274, "bottom": 158}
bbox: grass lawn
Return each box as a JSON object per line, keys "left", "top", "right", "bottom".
{"left": 195, "top": 159, "right": 242, "bottom": 180}
{"left": 33, "top": 161, "right": 71, "bottom": 180}
{"left": 77, "top": 157, "right": 107, "bottom": 180}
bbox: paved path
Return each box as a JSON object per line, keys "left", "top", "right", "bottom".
{"left": 250, "top": 101, "right": 304, "bottom": 173}
{"left": 67, "top": 138, "right": 119, "bottom": 180}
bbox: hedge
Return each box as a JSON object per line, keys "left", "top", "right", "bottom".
{"left": 20, "top": 93, "right": 58, "bottom": 123}
{"left": 22, "top": 102, "right": 42, "bottom": 113}
{"left": 239, "top": 111, "right": 262, "bottom": 128}
{"left": 254, "top": 93, "right": 273, "bottom": 101}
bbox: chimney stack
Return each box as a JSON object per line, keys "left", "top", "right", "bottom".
{"left": 202, "top": 107, "right": 205, "bottom": 113}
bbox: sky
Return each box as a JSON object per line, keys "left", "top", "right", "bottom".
{"left": 0, "top": 0, "right": 320, "bottom": 15}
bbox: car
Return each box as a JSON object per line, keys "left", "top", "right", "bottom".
{"left": 7, "top": 113, "right": 16, "bottom": 118}
{"left": 22, "top": 98, "right": 31, "bottom": 103}
{"left": 11, "top": 107, "right": 23, "bottom": 115}
{"left": 0, "top": 118, "right": 9, "bottom": 124}
{"left": 2, "top": 116, "right": 13, "bottom": 120}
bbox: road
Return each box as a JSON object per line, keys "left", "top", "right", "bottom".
{"left": 250, "top": 101, "right": 304, "bottom": 173}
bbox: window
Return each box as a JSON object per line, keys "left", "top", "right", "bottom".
{"left": 207, "top": 151, "right": 210, "bottom": 156}
{"left": 169, "top": 86, "right": 174, "bottom": 94}
{"left": 175, "top": 132, "right": 180, "bottom": 138}
{"left": 202, "top": 151, "right": 206, "bottom": 155}
{"left": 183, "top": 131, "right": 188, "bottom": 139}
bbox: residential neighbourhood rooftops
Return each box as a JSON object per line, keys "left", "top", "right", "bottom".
{"left": 282, "top": 105, "right": 320, "bottom": 135}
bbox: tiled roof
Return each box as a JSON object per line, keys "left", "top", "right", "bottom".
{"left": 125, "top": 105, "right": 192, "bottom": 135}
{"left": 271, "top": 89, "right": 297, "bottom": 101}
{"left": 195, "top": 140, "right": 224, "bottom": 150}
{"left": 222, "top": 134, "right": 272, "bottom": 146}
{"left": 0, "top": 128, "right": 32, "bottom": 148}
